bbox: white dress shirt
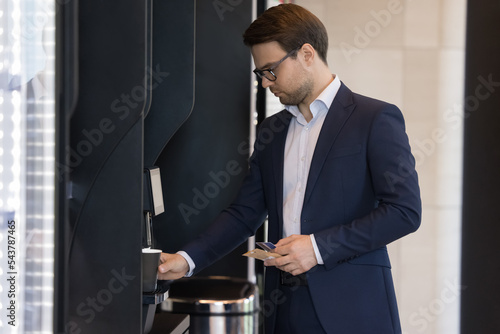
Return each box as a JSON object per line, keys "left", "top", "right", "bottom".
{"left": 283, "top": 74, "right": 341, "bottom": 265}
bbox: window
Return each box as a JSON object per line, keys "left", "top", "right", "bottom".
{"left": 0, "top": 1, "right": 55, "bottom": 332}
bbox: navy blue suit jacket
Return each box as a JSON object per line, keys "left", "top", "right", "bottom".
{"left": 183, "top": 83, "right": 421, "bottom": 333}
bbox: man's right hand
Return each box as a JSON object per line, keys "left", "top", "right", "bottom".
{"left": 157, "top": 253, "right": 189, "bottom": 280}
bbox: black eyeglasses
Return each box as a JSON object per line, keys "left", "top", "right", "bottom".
{"left": 253, "top": 46, "right": 301, "bottom": 81}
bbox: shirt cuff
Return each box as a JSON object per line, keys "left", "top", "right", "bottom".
{"left": 310, "top": 234, "right": 324, "bottom": 265}
{"left": 176, "top": 250, "right": 195, "bottom": 277}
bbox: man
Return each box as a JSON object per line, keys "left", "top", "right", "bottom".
{"left": 158, "top": 4, "right": 421, "bottom": 333}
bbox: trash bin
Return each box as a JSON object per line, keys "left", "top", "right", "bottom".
{"left": 162, "top": 276, "right": 259, "bottom": 334}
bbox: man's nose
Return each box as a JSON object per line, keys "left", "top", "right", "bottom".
{"left": 261, "top": 77, "right": 274, "bottom": 89}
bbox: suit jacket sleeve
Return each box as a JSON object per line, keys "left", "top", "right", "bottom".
{"left": 180, "top": 130, "right": 269, "bottom": 274}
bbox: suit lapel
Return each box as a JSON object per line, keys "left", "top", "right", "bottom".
{"left": 304, "top": 83, "right": 356, "bottom": 206}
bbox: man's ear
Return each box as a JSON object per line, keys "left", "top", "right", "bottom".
{"left": 300, "top": 43, "right": 315, "bottom": 65}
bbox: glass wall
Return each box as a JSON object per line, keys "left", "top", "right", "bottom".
{"left": 0, "top": 1, "right": 55, "bottom": 333}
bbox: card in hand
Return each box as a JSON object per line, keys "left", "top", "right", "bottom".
{"left": 243, "top": 248, "right": 281, "bottom": 261}
{"left": 256, "top": 241, "right": 276, "bottom": 252}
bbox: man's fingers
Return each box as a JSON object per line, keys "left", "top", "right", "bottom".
{"left": 264, "top": 255, "right": 287, "bottom": 267}
{"left": 160, "top": 252, "right": 169, "bottom": 264}
{"left": 158, "top": 261, "right": 170, "bottom": 274}
{"left": 156, "top": 253, "right": 189, "bottom": 280}
{"left": 263, "top": 257, "right": 279, "bottom": 267}
{"left": 275, "top": 234, "right": 298, "bottom": 248}
{"left": 289, "top": 267, "right": 306, "bottom": 276}
{"left": 273, "top": 246, "right": 286, "bottom": 256}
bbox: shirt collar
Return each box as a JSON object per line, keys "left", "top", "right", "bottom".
{"left": 285, "top": 74, "right": 341, "bottom": 120}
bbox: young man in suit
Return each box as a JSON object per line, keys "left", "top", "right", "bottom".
{"left": 158, "top": 4, "right": 421, "bottom": 333}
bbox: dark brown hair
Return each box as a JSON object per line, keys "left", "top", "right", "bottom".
{"left": 243, "top": 4, "right": 329, "bottom": 64}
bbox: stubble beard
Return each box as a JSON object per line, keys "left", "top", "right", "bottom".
{"left": 277, "top": 76, "right": 314, "bottom": 106}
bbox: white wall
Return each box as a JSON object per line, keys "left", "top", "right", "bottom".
{"left": 292, "top": 1, "right": 466, "bottom": 333}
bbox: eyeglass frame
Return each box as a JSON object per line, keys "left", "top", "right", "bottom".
{"left": 253, "top": 45, "right": 302, "bottom": 82}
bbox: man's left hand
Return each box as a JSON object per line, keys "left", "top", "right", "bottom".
{"left": 264, "top": 234, "right": 318, "bottom": 275}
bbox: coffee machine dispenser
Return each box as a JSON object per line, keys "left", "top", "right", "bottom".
{"left": 142, "top": 166, "right": 168, "bottom": 333}
{"left": 143, "top": 166, "right": 164, "bottom": 248}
